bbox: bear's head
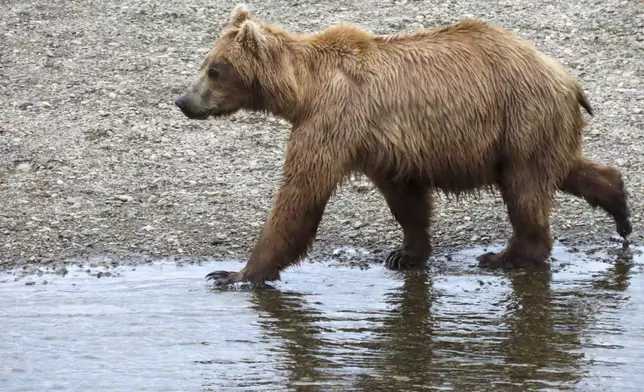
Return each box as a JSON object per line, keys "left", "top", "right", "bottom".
{"left": 175, "top": 4, "right": 299, "bottom": 121}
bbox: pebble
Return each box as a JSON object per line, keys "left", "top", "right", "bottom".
{"left": 15, "top": 163, "right": 31, "bottom": 172}
{"left": 114, "top": 194, "right": 134, "bottom": 202}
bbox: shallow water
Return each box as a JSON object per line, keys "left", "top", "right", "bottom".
{"left": 1, "top": 244, "right": 643, "bottom": 392}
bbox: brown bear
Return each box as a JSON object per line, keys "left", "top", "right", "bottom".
{"left": 175, "top": 4, "right": 632, "bottom": 286}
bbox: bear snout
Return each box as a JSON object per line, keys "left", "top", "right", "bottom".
{"left": 175, "top": 95, "right": 188, "bottom": 112}
{"left": 174, "top": 95, "right": 207, "bottom": 120}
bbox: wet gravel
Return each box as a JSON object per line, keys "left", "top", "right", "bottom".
{"left": 0, "top": 0, "right": 642, "bottom": 271}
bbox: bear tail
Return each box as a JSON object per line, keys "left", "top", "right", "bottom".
{"left": 576, "top": 85, "right": 594, "bottom": 117}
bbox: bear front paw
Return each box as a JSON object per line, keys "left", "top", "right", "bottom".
{"left": 205, "top": 270, "right": 245, "bottom": 286}
{"left": 385, "top": 249, "right": 428, "bottom": 270}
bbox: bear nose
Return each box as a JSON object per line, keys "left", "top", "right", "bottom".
{"left": 175, "top": 96, "right": 187, "bottom": 111}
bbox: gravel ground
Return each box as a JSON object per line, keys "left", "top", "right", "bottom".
{"left": 0, "top": 0, "right": 642, "bottom": 271}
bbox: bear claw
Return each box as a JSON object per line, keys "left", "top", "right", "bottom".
{"left": 205, "top": 270, "right": 244, "bottom": 286}
{"left": 385, "top": 249, "right": 428, "bottom": 270}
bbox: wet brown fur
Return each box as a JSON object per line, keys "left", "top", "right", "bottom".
{"left": 184, "top": 4, "right": 631, "bottom": 284}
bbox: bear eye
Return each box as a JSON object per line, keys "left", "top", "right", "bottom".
{"left": 207, "top": 66, "right": 220, "bottom": 79}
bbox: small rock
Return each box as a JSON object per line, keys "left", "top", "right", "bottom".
{"left": 25, "top": 281, "right": 35, "bottom": 286}
{"left": 114, "top": 194, "right": 133, "bottom": 202}
{"left": 56, "top": 267, "right": 68, "bottom": 276}
{"left": 15, "top": 162, "right": 31, "bottom": 172}
{"left": 609, "top": 235, "right": 626, "bottom": 243}
{"left": 353, "top": 221, "right": 367, "bottom": 229}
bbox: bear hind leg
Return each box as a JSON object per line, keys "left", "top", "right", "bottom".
{"left": 374, "top": 177, "right": 433, "bottom": 270}
{"left": 558, "top": 157, "right": 632, "bottom": 239}
{"left": 477, "top": 168, "right": 554, "bottom": 270}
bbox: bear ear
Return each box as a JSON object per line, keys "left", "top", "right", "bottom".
{"left": 229, "top": 4, "right": 251, "bottom": 27}
{"left": 235, "top": 20, "right": 267, "bottom": 54}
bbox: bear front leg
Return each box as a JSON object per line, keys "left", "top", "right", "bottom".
{"left": 373, "top": 177, "right": 433, "bottom": 270}
{"left": 206, "top": 137, "right": 344, "bottom": 286}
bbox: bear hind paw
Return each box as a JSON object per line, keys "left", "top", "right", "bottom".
{"left": 476, "top": 251, "right": 549, "bottom": 270}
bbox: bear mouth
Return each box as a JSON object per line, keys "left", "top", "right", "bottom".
{"left": 192, "top": 113, "right": 210, "bottom": 120}
{"left": 180, "top": 107, "right": 238, "bottom": 121}
{"left": 181, "top": 110, "right": 210, "bottom": 120}
{"left": 209, "top": 108, "right": 238, "bottom": 118}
